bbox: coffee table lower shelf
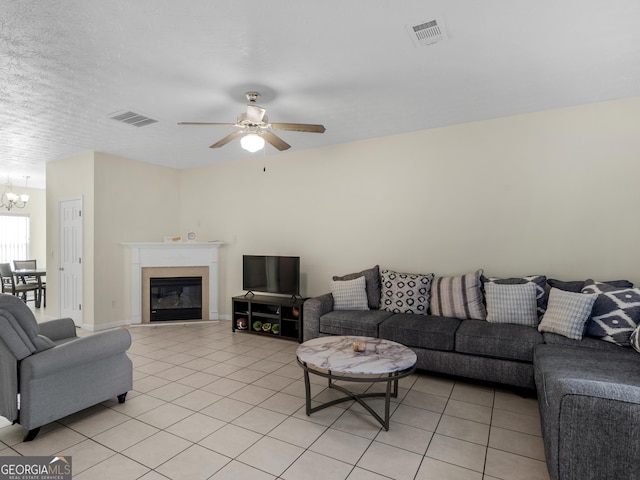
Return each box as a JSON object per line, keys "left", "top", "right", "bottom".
{"left": 296, "top": 358, "right": 415, "bottom": 431}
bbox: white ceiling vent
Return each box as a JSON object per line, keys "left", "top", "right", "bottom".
{"left": 109, "top": 110, "right": 158, "bottom": 127}
{"left": 407, "top": 18, "right": 447, "bottom": 47}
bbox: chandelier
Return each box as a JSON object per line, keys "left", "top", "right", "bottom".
{"left": 1, "top": 176, "right": 30, "bottom": 211}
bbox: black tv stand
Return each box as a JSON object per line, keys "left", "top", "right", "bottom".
{"left": 232, "top": 294, "right": 304, "bottom": 342}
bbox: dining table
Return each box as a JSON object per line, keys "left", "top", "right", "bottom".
{"left": 13, "top": 268, "right": 46, "bottom": 308}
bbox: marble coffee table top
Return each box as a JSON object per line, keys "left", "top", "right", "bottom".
{"left": 296, "top": 336, "right": 417, "bottom": 375}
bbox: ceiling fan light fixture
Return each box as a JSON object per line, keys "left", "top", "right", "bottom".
{"left": 240, "top": 133, "right": 265, "bottom": 152}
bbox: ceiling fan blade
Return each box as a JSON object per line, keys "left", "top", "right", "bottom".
{"left": 209, "top": 131, "right": 243, "bottom": 148}
{"left": 261, "top": 131, "right": 291, "bottom": 151}
{"left": 270, "top": 123, "right": 325, "bottom": 133}
{"left": 178, "top": 122, "right": 237, "bottom": 127}
{"left": 246, "top": 105, "right": 266, "bottom": 123}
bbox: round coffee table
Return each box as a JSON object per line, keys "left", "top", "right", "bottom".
{"left": 296, "top": 336, "right": 416, "bottom": 430}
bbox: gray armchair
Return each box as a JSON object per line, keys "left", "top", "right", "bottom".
{"left": 0, "top": 293, "right": 132, "bottom": 441}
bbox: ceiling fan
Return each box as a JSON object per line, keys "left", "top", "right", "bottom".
{"left": 178, "top": 92, "right": 326, "bottom": 152}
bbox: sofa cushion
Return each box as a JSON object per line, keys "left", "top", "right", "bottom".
{"left": 537, "top": 288, "right": 597, "bottom": 340}
{"left": 333, "top": 265, "right": 381, "bottom": 310}
{"left": 330, "top": 275, "right": 369, "bottom": 311}
{"left": 484, "top": 275, "right": 547, "bottom": 316}
{"left": 379, "top": 269, "right": 434, "bottom": 315}
{"left": 319, "top": 309, "right": 393, "bottom": 337}
{"left": 379, "top": 314, "right": 460, "bottom": 351}
{"left": 484, "top": 282, "right": 539, "bottom": 326}
{"left": 543, "top": 332, "right": 629, "bottom": 352}
{"left": 456, "top": 319, "right": 544, "bottom": 362}
{"left": 547, "top": 278, "right": 633, "bottom": 293}
{"left": 582, "top": 280, "right": 640, "bottom": 346}
{"left": 430, "top": 270, "right": 486, "bottom": 320}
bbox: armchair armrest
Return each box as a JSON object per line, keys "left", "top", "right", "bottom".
{"left": 302, "top": 293, "right": 334, "bottom": 342}
{"left": 21, "top": 328, "right": 131, "bottom": 380}
{"left": 38, "top": 318, "right": 76, "bottom": 342}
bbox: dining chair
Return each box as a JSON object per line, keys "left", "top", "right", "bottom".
{"left": 0, "top": 263, "right": 39, "bottom": 305}
{"left": 13, "top": 259, "right": 45, "bottom": 307}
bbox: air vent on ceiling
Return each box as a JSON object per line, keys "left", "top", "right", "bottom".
{"left": 407, "top": 18, "right": 447, "bottom": 47}
{"left": 109, "top": 110, "right": 158, "bottom": 127}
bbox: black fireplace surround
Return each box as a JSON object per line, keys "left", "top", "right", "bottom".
{"left": 150, "top": 276, "right": 203, "bottom": 321}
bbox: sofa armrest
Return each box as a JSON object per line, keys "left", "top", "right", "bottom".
{"left": 554, "top": 382, "right": 640, "bottom": 480}
{"left": 21, "top": 328, "right": 131, "bottom": 380}
{"left": 38, "top": 318, "right": 77, "bottom": 342}
{"left": 303, "top": 293, "right": 334, "bottom": 342}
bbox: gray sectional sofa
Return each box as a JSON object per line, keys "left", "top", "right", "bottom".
{"left": 302, "top": 266, "right": 640, "bottom": 480}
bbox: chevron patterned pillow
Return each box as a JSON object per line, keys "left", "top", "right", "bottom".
{"left": 582, "top": 280, "right": 640, "bottom": 346}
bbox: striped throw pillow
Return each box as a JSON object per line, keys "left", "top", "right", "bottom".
{"left": 485, "top": 282, "right": 539, "bottom": 326}
{"left": 430, "top": 270, "right": 486, "bottom": 320}
{"left": 330, "top": 275, "right": 369, "bottom": 311}
{"left": 537, "top": 288, "right": 597, "bottom": 340}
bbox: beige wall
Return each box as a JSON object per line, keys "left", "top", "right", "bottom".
{"left": 180, "top": 96, "right": 640, "bottom": 317}
{"left": 46, "top": 152, "right": 95, "bottom": 321}
{"left": 93, "top": 153, "right": 180, "bottom": 327}
{"left": 46, "top": 152, "right": 180, "bottom": 328}
{"left": 43, "top": 95, "right": 640, "bottom": 325}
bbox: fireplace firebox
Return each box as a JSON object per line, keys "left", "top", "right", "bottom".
{"left": 150, "top": 276, "right": 203, "bottom": 321}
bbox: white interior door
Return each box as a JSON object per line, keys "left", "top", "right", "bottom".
{"left": 59, "top": 197, "right": 83, "bottom": 326}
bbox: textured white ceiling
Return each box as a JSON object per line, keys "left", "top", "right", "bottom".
{"left": 1, "top": 0, "right": 640, "bottom": 188}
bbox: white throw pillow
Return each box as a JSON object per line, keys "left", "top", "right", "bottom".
{"left": 538, "top": 288, "right": 597, "bottom": 340}
{"left": 330, "top": 275, "right": 369, "bottom": 311}
{"left": 485, "top": 282, "right": 539, "bottom": 326}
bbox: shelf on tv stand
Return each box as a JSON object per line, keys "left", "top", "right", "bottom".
{"left": 232, "top": 294, "right": 304, "bottom": 342}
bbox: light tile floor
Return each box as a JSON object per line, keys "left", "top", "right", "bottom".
{"left": 0, "top": 317, "right": 550, "bottom": 480}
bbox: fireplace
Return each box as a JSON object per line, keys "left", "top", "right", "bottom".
{"left": 150, "top": 276, "right": 203, "bottom": 321}
{"left": 123, "top": 242, "right": 224, "bottom": 324}
{"left": 141, "top": 266, "right": 209, "bottom": 323}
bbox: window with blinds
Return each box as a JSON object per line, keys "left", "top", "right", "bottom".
{"left": 0, "top": 214, "right": 30, "bottom": 264}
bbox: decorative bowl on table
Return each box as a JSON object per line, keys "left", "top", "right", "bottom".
{"left": 271, "top": 324, "right": 280, "bottom": 335}
{"left": 253, "top": 321, "right": 263, "bottom": 331}
{"left": 262, "top": 323, "right": 272, "bottom": 332}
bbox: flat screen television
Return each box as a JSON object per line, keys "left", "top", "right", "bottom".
{"left": 243, "top": 255, "right": 300, "bottom": 296}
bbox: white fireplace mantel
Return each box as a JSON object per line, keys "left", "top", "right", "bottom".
{"left": 123, "top": 242, "right": 225, "bottom": 324}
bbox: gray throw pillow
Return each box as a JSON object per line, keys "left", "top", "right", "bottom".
{"left": 538, "top": 288, "right": 597, "bottom": 340}
{"left": 547, "top": 278, "right": 633, "bottom": 293}
{"left": 333, "top": 265, "right": 381, "bottom": 310}
{"left": 485, "top": 283, "right": 539, "bottom": 326}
